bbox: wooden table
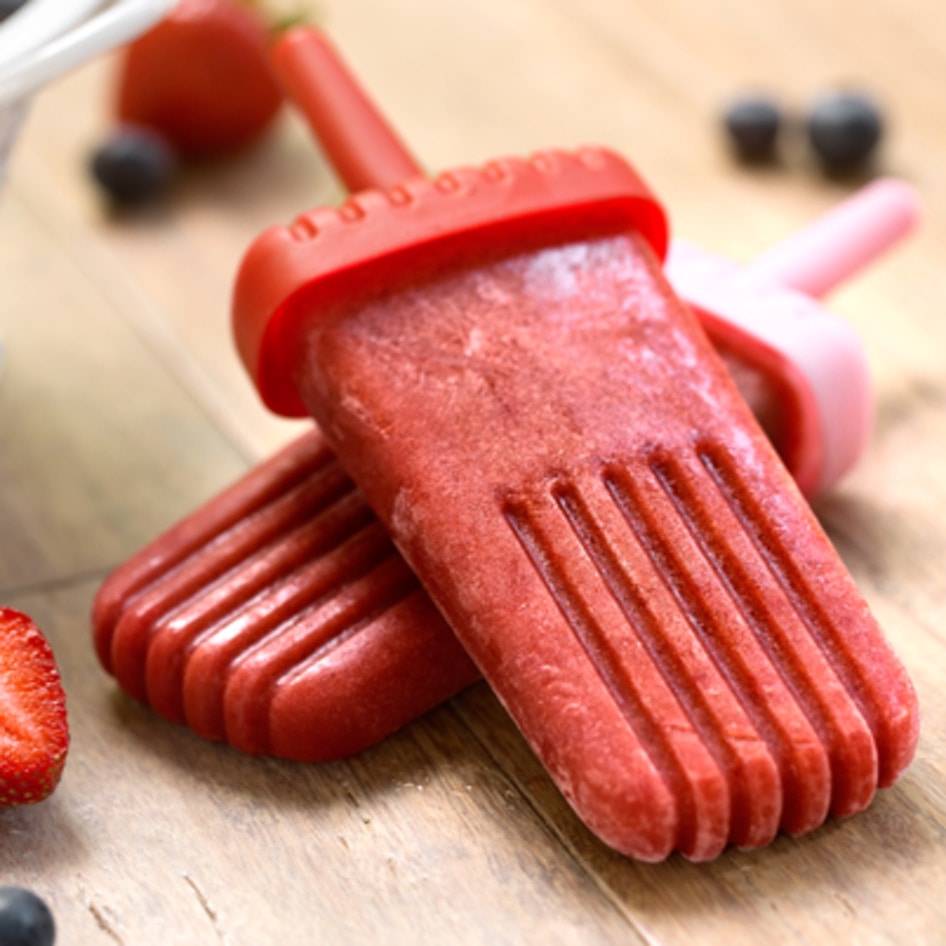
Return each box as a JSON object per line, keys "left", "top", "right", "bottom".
{"left": 2, "top": 0, "right": 944, "bottom": 942}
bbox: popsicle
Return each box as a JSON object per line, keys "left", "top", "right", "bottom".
{"left": 96, "top": 27, "right": 920, "bottom": 856}
{"left": 92, "top": 178, "right": 915, "bottom": 769}
{"left": 235, "top": 27, "right": 918, "bottom": 861}
{"left": 92, "top": 430, "right": 481, "bottom": 761}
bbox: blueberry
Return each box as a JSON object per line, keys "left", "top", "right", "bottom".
{"left": 90, "top": 126, "right": 177, "bottom": 206}
{"left": 0, "top": 0, "right": 28, "bottom": 23}
{"left": 0, "top": 887, "right": 56, "bottom": 946}
{"left": 806, "top": 91, "right": 883, "bottom": 173}
{"left": 723, "top": 95, "right": 783, "bottom": 162}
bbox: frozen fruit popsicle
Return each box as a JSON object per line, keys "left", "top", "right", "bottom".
{"left": 92, "top": 429, "right": 480, "bottom": 760}
{"left": 234, "top": 27, "right": 919, "bottom": 860}
{"left": 91, "top": 180, "right": 916, "bottom": 770}
{"left": 93, "top": 26, "right": 919, "bottom": 861}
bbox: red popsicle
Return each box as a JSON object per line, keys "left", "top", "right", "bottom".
{"left": 93, "top": 27, "right": 919, "bottom": 862}
{"left": 231, "top": 28, "right": 919, "bottom": 860}
{"left": 91, "top": 177, "right": 910, "bottom": 769}
{"left": 92, "top": 430, "right": 479, "bottom": 760}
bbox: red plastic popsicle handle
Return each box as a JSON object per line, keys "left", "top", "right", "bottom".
{"left": 238, "top": 28, "right": 668, "bottom": 417}
{"left": 272, "top": 28, "right": 423, "bottom": 191}
{"left": 273, "top": 28, "right": 918, "bottom": 305}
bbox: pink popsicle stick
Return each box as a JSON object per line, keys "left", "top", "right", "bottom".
{"left": 667, "top": 179, "right": 918, "bottom": 496}
{"left": 742, "top": 177, "right": 919, "bottom": 297}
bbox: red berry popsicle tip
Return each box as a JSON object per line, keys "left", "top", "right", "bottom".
{"left": 0, "top": 607, "right": 69, "bottom": 807}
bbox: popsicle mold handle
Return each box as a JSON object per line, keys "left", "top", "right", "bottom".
{"left": 743, "top": 177, "right": 919, "bottom": 297}
{"left": 272, "top": 27, "right": 422, "bottom": 192}
{"left": 234, "top": 148, "right": 669, "bottom": 417}
{"left": 668, "top": 177, "right": 919, "bottom": 496}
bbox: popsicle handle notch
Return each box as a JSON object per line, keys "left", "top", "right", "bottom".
{"left": 272, "top": 27, "right": 423, "bottom": 192}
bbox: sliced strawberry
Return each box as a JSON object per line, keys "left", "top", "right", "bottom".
{"left": 0, "top": 608, "right": 69, "bottom": 807}
{"left": 114, "top": 0, "right": 284, "bottom": 159}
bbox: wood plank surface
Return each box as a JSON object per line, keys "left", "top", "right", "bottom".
{"left": 1, "top": 0, "right": 945, "bottom": 943}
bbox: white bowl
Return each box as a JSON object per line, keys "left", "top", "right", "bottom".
{"left": 0, "top": 0, "right": 175, "bottom": 376}
{"left": 0, "top": 0, "right": 176, "bottom": 178}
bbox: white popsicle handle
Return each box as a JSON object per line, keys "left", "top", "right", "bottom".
{"left": 0, "top": 0, "right": 103, "bottom": 71}
{"left": 742, "top": 177, "right": 919, "bottom": 298}
{"left": 0, "top": 0, "right": 176, "bottom": 107}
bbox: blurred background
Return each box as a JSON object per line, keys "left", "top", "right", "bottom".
{"left": 0, "top": 1, "right": 943, "bottom": 943}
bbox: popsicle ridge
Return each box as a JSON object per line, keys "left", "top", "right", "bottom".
{"left": 107, "top": 453, "right": 357, "bottom": 695}
{"left": 606, "top": 454, "right": 830, "bottom": 833}
{"left": 601, "top": 459, "right": 829, "bottom": 839}
{"left": 238, "top": 579, "right": 469, "bottom": 762}
{"left": 141, "top": 484, "right": 380, "bottom": 723}
{"left": 494, "top": 432, "right": 902, "bottom": 855}
{"left": 505, "top": 491, "right": 719, "bottom": 858}
{"left": 551, "top": 477, "right": 795, "bottom": 852}
{"left": 640, "top": 446, "right": 878, "bottom": 820}
{"left": 180, "top": 521, "right": 416, "bottom": 749}
{"left": 92, "top": 433, "right": 337, "bottom": 671}
{"left": 504, "top": 461, "right": 837, "bottom": 855}
{"left": 93, "top": 431, "right": 481, "bottom": 761}
{"left": 502, "top": 488, "right": 726, "bottom": 860}
{"left": 697, "top": 444, "right": 920, "bottom": 789}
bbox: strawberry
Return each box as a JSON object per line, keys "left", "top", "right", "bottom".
{"left": 113, "top": 0, "right": 285, "bottom": 159}
{"left": 0, "top": 608, "right": 69, "bottom": 807}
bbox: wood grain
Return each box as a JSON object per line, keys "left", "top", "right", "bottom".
{"left": 1, "top": 0, "right": 945, "bottom": 942}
